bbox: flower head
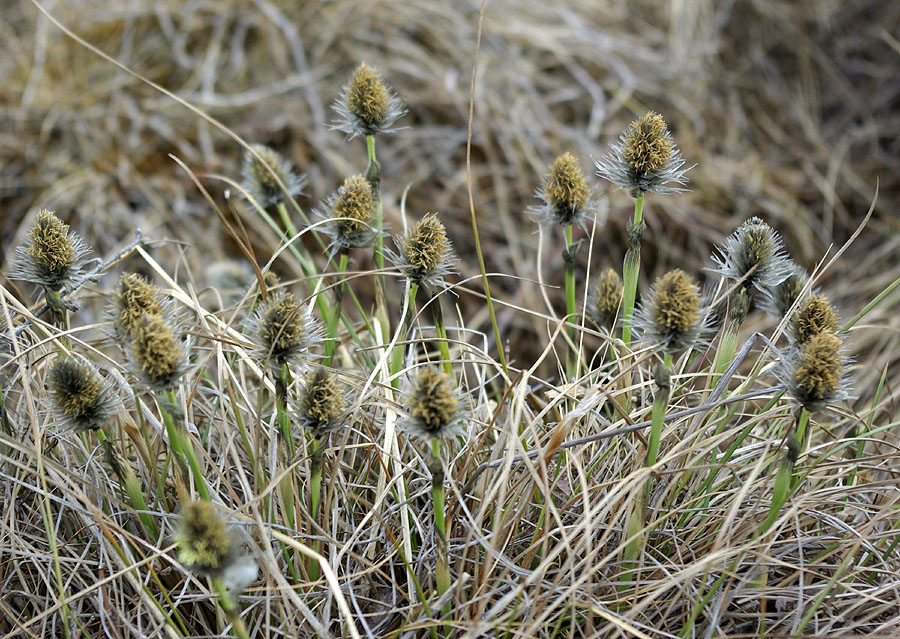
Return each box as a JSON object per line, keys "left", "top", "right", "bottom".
{"left": 760, "top": 262, "right": 808, "bottom": 319}
{"left": 246, "top": 292, "right": 322, "bottom": 371}
{"left": 711, "top": 217, "right": 793, "bottom": 293}
{"left": 635, "top": 269, "right": 703, "bottom": 353}
{"left": 531, "top": 153, "right": 593, "bottom": 229}
{"left": 107, "top": 273, "right": 172, "bottom": 343}
{"left": 398, "top": 367, "right": 467, "bottom": 441}
{"left": 595, "top": 112, "right": 690, "bottom": 197}
{"left": 790, "top": 294, "right": 838, "bottom": 345}
{"left": 127, "top": 314, "right": 191, "bottom": 391}
{"left": 11, "top": 209, "right": 91, "bottom": 291}
{"left": 46, "top": 357, "right": 118, "bottom": 432}
{"left": 389, "top": 213, "right": 457, "bottom": 290}
{"left": 174, "top": 500, "right": 237, "bottom": 577}
{"left": 241, "top": 144, "right": 305, "bottom": 208}
{"left": 331, "top": 62, "right": 406, "bottom": 139}
{"left": 297, "top": 367, "right": 347, "bottom": 435}
{"left": 587, "top": 267, "right": 623, "bottom": 329}
{"left": 318, "top": 175, "right": 378, "bottom": 256}
{"left": 781, "top": 332, "right": 849, "bottom": 412}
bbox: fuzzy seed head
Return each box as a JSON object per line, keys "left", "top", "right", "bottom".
{"left": 400, "top": 368, "right": 466, "bottom": 441}
{"left": 248, "top": 292, "right": 322, "bottom": 371}
{"left": 791, "top": 332, "right": 844, "bottom": 410}
{"left": 12, "top": 209, "right": 91, "bottom": 290}
{"left": 332, "top": 62, "right": 406, "bottom": 138}
{"left": 298, "top": 368, "right": 346, "bottom": 434}
{"left": 623, "top": 112, "right": 673, "bottom": 175}
{"left": 46, "top": 358, "right": 117, "bottom": 432}
{"left": 174, "top": 501, "right": 234, "bottom": 576}
{"left": 792, "top": 294, "right": 838, "bottom": 345}
{"left": 392, "top": 213, "right": 457, "bottom": 288}
{"left": 346, "top": 63, "right": 389, "bottom": 128}
{"left": 318, "top": 175, "right": 378, "bottom": 254}
{"left": 129, "top": 314, "right": 187, "bottom": 391}
{"left": 636, "top": 269, "right": 703, "bottom": 352}
{"left": 595, "top": 112, "right": 690, "bottom": 196}
{"left": 588, "top": 268, "right": 623, "bottom": 328}
{"left": 112, "top": 274, "right": 165, "bottom": 340}
{"left": 712, "top": 217, "right": 792, "bottom": 292}
{"left": 242, "top": 144, "right": 305, "bottom": 207}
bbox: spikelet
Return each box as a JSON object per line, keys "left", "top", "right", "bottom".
{"left": 241, "top": 144, "right": 305, "bottom": 208}
{"left": 398, "top": 367, "right": 467, "bottom": 441}
{"left": 531, "top": 153, "right": 593, "bottom": 229}
{"left": 711, "top": 217, "right": 793, "bottom": 293}
{"left": 781, "top": 332, "right": 849, "bottom": 412}
{"left": 46, "top": 357, "right": 118, "bottom": 432}
{"left": 331, "top": 62, "right": 406, "bottom": 139}
{"left": 634, "top": 269, "right": 703, "bottom": 353}
{"left": 245, "top": 292, "right": 323, "bottom": 371}
{"left": 11, "top": 209, "right": 91, "bottom": 291}
{"left": 389, "top": 212, "right": 458, "bottom": 289}
{"left": 318, "top": 175, "right": 378, "bottom": 256}
{"left": 297, "top": 367, "right": 347, "bottom": 435}
{"left": 791, "top": 294, "right": 838, "bottom": 345}
{"left": 126, "top": 314, "right": 190, "bottom": 392}
{"left": 587, "top": 267, "right": 623, "bottom": 329}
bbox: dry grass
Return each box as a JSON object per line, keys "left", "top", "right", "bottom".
{"left": 2, "top": 1, "right": 900, "bottom": 637}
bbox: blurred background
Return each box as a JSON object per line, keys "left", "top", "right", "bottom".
{"left": 2, "top": 0, "right": 898, "bottom": 382}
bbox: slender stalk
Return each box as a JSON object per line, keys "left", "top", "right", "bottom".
{"left": 431, "top": 438, "right": 451, "bottom": 618}
{"left": 621, "top": 193, "right": 645, "bottom": 347}
{"left": 212, "top": 578, "right": 250, "bottom": 639}
{"left": 97, "top": 429, "right": 158, "bottom": 538}
{"left": 563, "top": 224, "right": 577, "bottom": 380}
{"left": 646, "top": 351, "right": 672, "bottom": 469}
{"left": 366, "top": 134, "right": 391, "bottom": 347}
{"left": 308, "top": 437, "right": 323, "bottom": 582}
{"left": 324, "top": 251, "right": 349, "bottom": 366}
{"left": 391, "top": 283, "right": 419, "bottom": 378}
{"left": 762, "top": 408, "right": 808, "bottom": 533}
{"left": 430, "top": 297, "right": 453, "bottom": 376}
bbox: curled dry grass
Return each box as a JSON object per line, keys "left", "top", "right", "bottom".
{"left": 2, "top": 0, "right": 900, "bottom": 637}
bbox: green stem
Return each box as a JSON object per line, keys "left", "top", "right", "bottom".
{"left": 163, "top": 392, "right": 210, "bottom": 500}
{"left": 646, "top": 351, "right": 672, "bottom": 469}
{"left": 391, "top": 283, "right": 419, "bottom": 379}
{"left": 431, "top": 297, "right": 453, "bottom": 376}
{"left": 842, "top": 271, "right": 900, "bottom": 333}
{"left": 97, "top": 429, "right": 158, "bottom": 538}
{"left": 212, "top": 578, "right": 250, "bottom": 639}
{"left": 621, "top": 193, "right": 644, "bottom": 347}
{"left": 564, "top": 224, "right": 577, "bottom": 380}
{"left": 431, "top": 438, "right": 451, "bottom": 616}
{"left": 309, "top": 437, "right": 323, "bottom": 583}
{"left": 324, "top": 251, "right": 349, "bottom": 366}
{"left": 762, "top": 408, "right": 808, "bottom": 533}
{"left": 366, "top": 134, "right": 391, "bottom": 349}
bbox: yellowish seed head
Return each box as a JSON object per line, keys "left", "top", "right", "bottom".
{"left": 404, "top": 213, "right": 451, "bottom": 274}
{"left": 545, "top": 153, "right": 588, "bottom": 212}
{"left": 408, "top": 368, "right": 459, "bottom": 436}
{"left": 115, "top": 273, "right": 164, "bottom": 338}
{"left": 591, "top": 268, "right": 623, "bottom": 326}
{"left": 130, "top": 314, "right": 183, "bottom": 385}
{"left": 650, "top": 269, "right": 700, "bottom": 334}
{"left": 27, "top": 210, "right": 75, "bottom": 278}
{"left": 174, "top": 500, "right": 233, "bottom": 574}
{"left": 345, "top": 62, "right": 389, "bottom": 128}
{"left": 792, "top": 294, "right": 838, "bottom": 344}
{"left": 793, "top": 332, "right": 843, "bottom": 406}
{"left": 623, "top": 112, "right": 673, "bottom": 175}
{"left": 334, "top": 175, "right": 375, "bottom": 236}
{"left": 300, "top": 368, "right": 345, "bottom": 432}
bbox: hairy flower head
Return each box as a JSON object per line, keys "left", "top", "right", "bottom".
{"left": 532, "top": 153, "right": 593, "bottom": 229}
{"left": 399, "top": 367, "right": 467, "bottom": 441}
{"left": 791, "top": 294, "right": 838, "bottom": 345}
{"left": 107, "top": 273, "right": 171, "bottom": 343}
{"left": 595, "top": 112, "right": 690, "bottom": 197}
{"left": 760, "top": 262, "right": 808, "bottom": 319}
{"left": 241, "top": 144, "right": 305, "bottom": 208}
{"left": 587, "top": 267, "right": 623, "bottom": 329}
{"left": 246, "top": 292, "right": 322, "bottom": 371}
{"left": 712, "top": 217, "right": 792, "bottom": 293}
{"left": 11, "top": 209, "right": 91, "bottom": 291}
{"left": 782, "top": 332, "right": 848, "bottom": 412}
{"left": 390, "top": 212, "right": 457, "bottom": 289}
{"left": 297, "top": 367, "right": 347, "bottom": 435}
{"left": 174, "top": 500, "right": 237, "bottom": 577}
{"left": 318, "top": 175, "right": 377, "bottom": 255}
{"left": 127, "top": 314, "right": 190, "bottom": 391}
{"left": 635, "top": 269, "right": 703, "bottom": 352}
{"left": 331, "top": 62, "right": 406, "bottom": 138}
{"left": 46, "top": 357, "right": 118, "bottom": 432}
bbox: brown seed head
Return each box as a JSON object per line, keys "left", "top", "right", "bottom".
{"left": 590, "top": 268, "right": 623, "bottom": 327}
{"left": 792, "top": 294, "right": 838, "bottom": 344}
{"left": 114, "top": 274, "right": 164, "bottom": 339}
{"left": 623, "top": 112, "right": 673, "bottom": 175}
{"left": 792, "top": 332, "right": 843, "bottom": 408}
{"left": 545, "top": 153, "right": 588, "bottom": 212}
{"left": 407, "top": 368, "right": 460, "bottom": 438}
{"left": 299, "top": 368, "right": 345, "bottom": 433}
{"left": 404, "top": 213, "right": 451, "bottom": 274}
{"left": 130, "top": 314, "right": 184, "bottom": 388}
{"left": 334, "top": 175, "right": 375, "bottom": 237}
{"left": 27, "top": 210, "right": 75, "bottom": 281}
{"left": 174, "top": 500, "right": 234, "bottom": 575}
{"left": 259, "top": 293, "right": 306, "bottom": 359}
{"left": 650, "top": 269, "right": 701, "bottom": 334}
{"left": 345, "top": 62, "right": 389, "bottom": 128}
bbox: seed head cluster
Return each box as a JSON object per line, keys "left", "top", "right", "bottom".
{"left": 791, "top": 294, "right": 838, "bottom": 345}
{"left": 110, "top": 273, "right": 168, "bottom": 342}
{"left": 248, "top": 292, "right": 321, "bottom": 371}
{"left": 392, "top": 212, "right": 456, "bottom": 289}
{"left": 174, "top": 500, "right": 236, "bottom": 577}
{"left": 46, "top": 358, "right": 117, "bottom": 432}
{"left": 533, "top": 153, "right": 592, "bottom": 229}
{"left": 332, "top": 62, "right": 406, "bottom": 138}
{"left": 595, "top": 111, "right": 690, "bottom": 197}
{"left": 712, "top": 217, "right": 792, "bottom": 293}
{"left": 12, "top": 209, "right": 91, "bottom": 291}
{"left": 636, "top": 269, "right": 702, "bottom": 352}
{"left": 241, "top": 144, "right": 305, "bottom": 208}
{"left": 588, "top": 267, "right": 623, "bottom": 328}
{"left": 298, "top": 368, "right": 346, "bottom": 434}
{"left": 128, "top": 314, "right": 188, "bottom": 391}
{"left": 400, "top": 367, "right": 466, "bottom": 441}
{"left": 786, "top": 332, "right": 846, "bottom": 412}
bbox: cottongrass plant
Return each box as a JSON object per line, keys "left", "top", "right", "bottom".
{"left": 6, "top": 58, "right": 900, "bottom": 639}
